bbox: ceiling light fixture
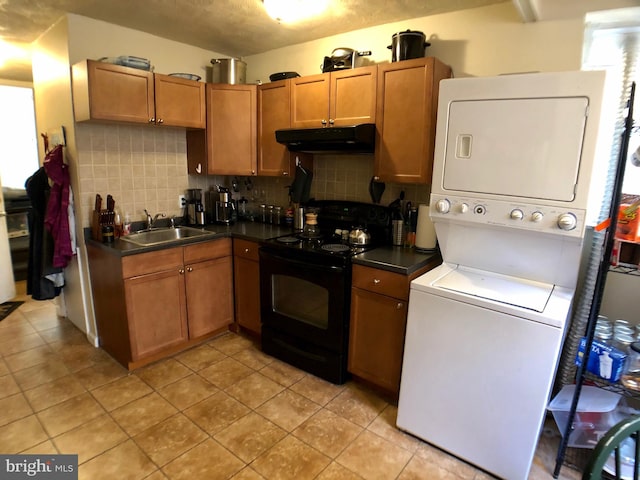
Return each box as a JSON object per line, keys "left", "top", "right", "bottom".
{"left": 262, "top": 0, "right": 330, "bottom": 23}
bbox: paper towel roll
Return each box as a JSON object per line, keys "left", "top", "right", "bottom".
{"left": 415, "top": 204, "right": 437, "bottom": 251}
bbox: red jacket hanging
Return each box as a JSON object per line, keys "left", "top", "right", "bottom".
{"left": 43, "top": 144, "right": 73, "bottom": 268}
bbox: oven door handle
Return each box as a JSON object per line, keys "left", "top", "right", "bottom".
{"left": 259, "top": 249, "right": 344, "bottom": 274}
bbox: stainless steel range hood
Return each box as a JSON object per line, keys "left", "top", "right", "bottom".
{"left": 275, "top": 123, "right": 375, "bottom": 153}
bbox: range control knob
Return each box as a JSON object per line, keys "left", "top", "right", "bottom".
{"left": 459, "top": 203, "right": 469, "bottom": 214}
{"left": 557, "top": 213, "right": 578, "bottom": 231}
{"left": 435, "top": 199, "right": 451, "bottom": 214}
{"left": 531, "top": 211, "right": 544, "bottom": 223}
{"left": 510, "top": 209, "right": 524, "bottom": 220}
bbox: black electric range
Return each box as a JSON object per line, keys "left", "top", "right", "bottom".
{"left": 260, "top": 200, "right": 392, "bottom": 265}
{"left": 258, "top": 200, "right": 392, "bottom": 384}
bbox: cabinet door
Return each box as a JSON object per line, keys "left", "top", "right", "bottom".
{"left": 374, "top": 57, "right": 451, "bottom": 184}
{"left": 291, "top": 74, "right": 330, "bottom": 128}
{"left": 348, "top": 287, "right": 408, "bottom": 394}
{"left": 76, "top": 60, "right": 154, "bottom": 124}
{"left": 124, "top": 268, "right": 188, "bottom": 361}
{"left": 207, "top": 84, "right": 257, "bottom": 175}
{"left": 330, "top": 66, "right": 377, "bottom": 126}
{"left": 154, "top": 74, "right": 205, "bottom": 128}
{"left": 258, "top": 80, "right": 293, "bottom": 176}
{"left": 185, "top": 256, "right": 234, "bottom": 338}
{"left": 233, "top": 256, "right": 261, "bottom": 335}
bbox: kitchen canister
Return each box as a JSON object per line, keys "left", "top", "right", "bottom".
{"left": 415, "top": 204, "right": 437, "bottom": 251}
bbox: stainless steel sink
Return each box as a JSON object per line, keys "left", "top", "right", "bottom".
{"left": 119, "top": 227, "right": 214, "bottom": 246}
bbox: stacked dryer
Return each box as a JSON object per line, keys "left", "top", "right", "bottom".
{"left": 397, "top": 71, "right": 610, "bottom": 480}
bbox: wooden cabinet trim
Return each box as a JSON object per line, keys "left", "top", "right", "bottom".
{"left": 122, "top": 247, "right": 183, "bottom": 278}
{"left": 352, "top": 264, "right": 411, "bottom": 300}
{"left": 184, "top": 238, "right": 232, "bottom": 264}
{"left": 233, "top": 238, "right": 260, "bottom": 262}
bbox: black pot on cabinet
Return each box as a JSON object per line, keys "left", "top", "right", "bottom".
{"left": 388, "top": 30, "right": 431, "bottom": 62}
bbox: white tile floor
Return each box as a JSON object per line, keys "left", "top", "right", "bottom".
{"left": 0, "top": 281, "right": 583, "bottom": 479}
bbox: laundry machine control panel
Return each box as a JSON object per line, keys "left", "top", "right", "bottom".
{"left": 430, "top": 194, "right": 587, "bottom": 238}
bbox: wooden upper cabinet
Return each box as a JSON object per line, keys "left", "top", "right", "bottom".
{"left": 374, "top": 57, "right": 452, "bottom": 184}
{"left": 154, "top": 73, "right": 205, "bottom": 128}
{"left": 258, "top": 80, "right": 293, "bottom": 176}
{"left": 330, "top": 66, "right": 377, "bottom": 126}
{"left": 291, "top": 67, "right": 377, "bottom": 128}
{"left": 291, "top": 74, "right": 331, "bottom": 128}
{"left": 206, "top": 83, "right": 258, "bottom": 176}
{"left": 73, "top": 60, "right": 154, "bottom": 124}
{"left": 72, "top": 60, "right": 205, "bottom": 129}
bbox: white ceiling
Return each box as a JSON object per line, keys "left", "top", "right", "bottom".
{"left": 0, "top": 0, "right": 636, "bottom": 82}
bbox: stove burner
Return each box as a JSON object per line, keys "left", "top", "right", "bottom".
{"left": 321, "top": 244, "right": 350, "bottom": 253}
{"left": 277, "top": 236, "right": 300, "bottom": 244}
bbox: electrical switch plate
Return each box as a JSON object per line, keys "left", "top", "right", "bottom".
{"left": 179, "top": 195, "right": 186, "bottom": 208}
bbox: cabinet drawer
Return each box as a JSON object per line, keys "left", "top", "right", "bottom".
{"left": 233, "top": 238, "right": 260, "bottom": 262}
{"left": 184, "top": 238, "right": 231, "bottom": 264}
{"left": 122, "top": 247, "right": 183, "bottom": 278}
{"left": 352, "top": 264, "right": 410, "bottom": 300}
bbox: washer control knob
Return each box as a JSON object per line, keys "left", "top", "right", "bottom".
{"left": 510, "top": 209, "right": 524, "bottom": 221}
{"left": 459, "top": 203, "right": 469, "bottom": 214}
{"left": 557, "top": 213, "right": 577, "bottom": 231}
{"left": 435, "top": 199, "right": 451, "bottom": 214}
{"left": 531, "top": 211, "right": 544, "bottom": 223}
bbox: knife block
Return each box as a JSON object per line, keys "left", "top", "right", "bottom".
{"left": 91, "top": 210, "right": 114, "bottom": 242}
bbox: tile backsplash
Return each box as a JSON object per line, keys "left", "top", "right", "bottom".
{"left": 75, "top": 123, "right": 431, "bottom": 228}
{"left": 76, "top": 123, "right": 189, "bottom": 227}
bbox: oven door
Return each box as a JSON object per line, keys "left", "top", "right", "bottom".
{"left": 259, "top": 247, "right": 350, "bottom": 351}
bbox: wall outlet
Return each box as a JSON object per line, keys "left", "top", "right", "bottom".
{"left": 178, "top": 195, "right": 186, "bottom": 208}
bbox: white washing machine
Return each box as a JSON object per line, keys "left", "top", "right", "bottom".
{"left": 397, "top": 71, "right": 610, "bottom": 480}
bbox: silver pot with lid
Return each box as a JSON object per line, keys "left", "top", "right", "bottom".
{"left": 211, "top": 58, "right": 246, "bottom": 84}
{"left": 348, "top": 226, "right": 371, "bottom": 246}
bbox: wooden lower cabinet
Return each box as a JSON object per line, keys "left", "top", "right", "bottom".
{"left": 348, "top": 260, "right": 440, "bottom": 396}
{"left": 88, "top": 238, "right": 233, "bottom": 369}
{"left": 349, "top": 286, "right": 407, "bottom": 393}
{"left": 232, "top": 239, "right": 261, "bottom": 335}
{"left": 125, "top": 267, "right": 188, "bottom": 361}
{"left": 185, "top": 256, "right": 234, "bottom": 338}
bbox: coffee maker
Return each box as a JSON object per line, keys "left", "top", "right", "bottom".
{"left": 215, "top": 186, "right": 236, "bottom": 224}
{"left": 185, "top": 188, "right": 205, "bottom": 226}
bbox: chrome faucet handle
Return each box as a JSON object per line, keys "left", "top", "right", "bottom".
{"left": 144, "top": 209, "right": 153, "bottom": 229}
{"left": 169, "top": 216, "right": 176, "bottom": 228}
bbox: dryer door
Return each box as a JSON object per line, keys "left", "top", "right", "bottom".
{"left": 443, "top": 96, "right": 589, "bottom": 202}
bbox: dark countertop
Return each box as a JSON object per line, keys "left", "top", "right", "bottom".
{"left": 85, "top": 221, "right": 295, "bottom": 256}
{"left": 353, "top": 246, "right": 441, "bottom": 275}
{"left": 86, "top": 221, "right": 437, "bottom": 275}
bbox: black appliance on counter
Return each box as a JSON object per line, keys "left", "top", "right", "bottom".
{"left": 259, "top": 200, "right": 392, "bottom": 384}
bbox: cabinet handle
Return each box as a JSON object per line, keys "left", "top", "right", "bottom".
{"left": 195, "top": 163, "right": 202, "bottom": 174}
{"left": 321, "top": 119, "right": 327, "bottom": 127}
{"left": 373, "top": 176, "right": 380, "bottom": 181}
{"left": 244, "top": 248, "right": 250, "bottom": 253}
{"left": 157, "top": 118, "right": 164, "bottom": 124}
{"left": 373, "top": 279, "right": 381, "bottom": 285}
{"left": 251, "top": 170, "right": 256, "bottom": 175}
{"left": 329, "top": 118, "right": 334, "bottom": 125}
{"left": 187, "top": 266, "right": 193, "bottom": 272}
{"left": 282, "top": 171, "right": 289, "bottom": 176}
{"left": 149, "top": 118, "right": 155, "bottom": 123}
{"left": 179, "top": 268, "right": 185, "bottom": 274}
{"left": 396, "top": 302, "right": 404, "bottom": 309}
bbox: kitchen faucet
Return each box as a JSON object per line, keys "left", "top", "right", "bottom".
{"left": 144, "top": 209, "right": 165, "bottom": 229}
